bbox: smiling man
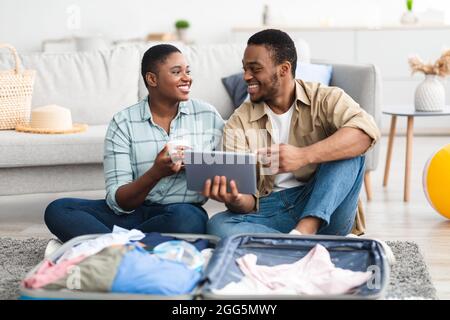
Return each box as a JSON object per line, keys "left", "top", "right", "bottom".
{"left": 44, "top": 44, "right": 224, "bottom": 245}
{"left": 205, "top": 29, "right": 380, "bottom": 238}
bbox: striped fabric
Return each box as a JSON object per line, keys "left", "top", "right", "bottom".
{"left": 104, "top": 96, "right": 224, "bottom": 214}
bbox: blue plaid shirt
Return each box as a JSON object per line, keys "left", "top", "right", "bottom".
{"left": 104, "top": 97, "right": 224, "bottom": 215}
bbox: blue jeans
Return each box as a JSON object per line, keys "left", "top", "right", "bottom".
{"left": 207, "top": 156, "right": 365, "bottom": 238}
{"left": 44, "top": 199, "right": 208, "bottom": 242}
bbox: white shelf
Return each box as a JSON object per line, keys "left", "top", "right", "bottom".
{"left": 232, "top": 24, "right": 450, "bottom": 32}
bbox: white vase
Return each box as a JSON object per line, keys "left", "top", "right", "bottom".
{"left": 400, "top": 11, "right": 418, "bottom": 24}
{"left": 176, "top": 28, "right": 188, "bottom": 43}
{"left": 414, "top": 75, "right": 445, "bottom": 112}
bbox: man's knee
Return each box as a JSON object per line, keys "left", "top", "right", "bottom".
{"left": 344, "top": 156, "right": 365, "bottom": 174}
{"left": 319, "top": 214, "right": 355, "bottom": 236}
{"left": 206, "top": 212, "right": 236, "bottom": 238}
{"left": 325, "top": 155, "right": 365, "bottom": 171}
{"left": 317, "top": 156, "right": 365, "bottom": 185}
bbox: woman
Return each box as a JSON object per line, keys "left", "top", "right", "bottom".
{"left": 44, "top": 44, "right": 224, "bottom": 252}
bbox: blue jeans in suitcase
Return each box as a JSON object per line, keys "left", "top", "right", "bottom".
{"left": 207, "top": 156, "right": 365, "bottom": 238}
{"left": 44, "top": 199, "right": 208, "bottom": 242}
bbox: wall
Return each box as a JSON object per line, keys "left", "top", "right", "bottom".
{"left": 1, "top": 0, "right": 450, "bottom": 133}
{"left": 1, "top": 0, "right": 449, "bottom": 52}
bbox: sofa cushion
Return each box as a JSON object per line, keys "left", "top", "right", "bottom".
{"left": 296, "top": 62, "right": 333, "bottom": 86}
{"left": 0, "top": 125, "right": 107, "bottom": 168}
{"left": 0, "top": 164, "right": 105, "bottom": 196}
{"left": 0, "top": 46, "right": 141, "bottom": 125}
{"left": 221, "top": 73, "right": 248, "bottom": 110}
{"left": 183, "top": 44, "right": 247, "bottom": 120}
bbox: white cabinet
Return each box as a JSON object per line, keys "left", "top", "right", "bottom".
{"left": 233, "top": 28, "right": 355, "bottom": 63}
{"left": 356, "top": 29, "right": 450, "bottom": 78}
{"left": 287, "top": 31, "right": 355, "bottom": 64}
{"left": 232, "top": 26, "right": 450, "bottom": 132}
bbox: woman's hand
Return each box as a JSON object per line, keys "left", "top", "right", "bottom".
{"left": 150, "top": 144, "right": 183, "bottom": 179}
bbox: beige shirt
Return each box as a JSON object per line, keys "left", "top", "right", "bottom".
{"left": 223, "top": 80, "right": 381, "bottom": 234}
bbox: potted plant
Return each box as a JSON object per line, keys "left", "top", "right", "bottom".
{"left": 175, "top": 20, "right": 190, "bottom": 42}
{"left": 409, "top": 50, "right": 450, "bottom": 111}
{"left": 401, "top": 0, "right": 418, "bottom": 24}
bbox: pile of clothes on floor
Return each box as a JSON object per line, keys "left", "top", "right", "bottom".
{"left": 23, "top": 227, "right": 212, "bottom": 295}
{"left": 23, "top": 227, "right": 373, "bottom": 296}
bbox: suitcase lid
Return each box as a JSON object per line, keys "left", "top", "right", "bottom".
{"left": 200, "top": 233, "right": 390, "bottom": 300}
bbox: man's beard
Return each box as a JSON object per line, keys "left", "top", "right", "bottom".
{"left": 250, "top": 73, "right": 281, "bottom": 104}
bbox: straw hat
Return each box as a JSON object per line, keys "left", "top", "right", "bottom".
{"left": 15, "top": 105, "right": 87, "bottom": 134}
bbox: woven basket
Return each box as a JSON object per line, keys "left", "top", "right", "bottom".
{"left": 0, "top": 43, "right": 35, "bottom": 130}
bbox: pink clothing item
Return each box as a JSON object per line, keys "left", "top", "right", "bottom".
{"left": 23, "top": 255, "right": 86, "bottom": 289}
{"left": 217, "top": 244, "right": 372, "bottom": 295}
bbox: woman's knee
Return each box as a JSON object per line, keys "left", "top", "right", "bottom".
{"left": 44, "top": 198, "right": 71, "bottom": 223}
{"left": 168, "top": 204, "right": 209, "bottom": 233}
{"left": 44, "top": 198, "right": 80, "bottom": 229}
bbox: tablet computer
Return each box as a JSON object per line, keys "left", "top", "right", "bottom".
{"left": 184, "top": 151, "right": 257, "bottom": 194}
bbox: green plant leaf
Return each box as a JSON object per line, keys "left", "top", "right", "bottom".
{"left": 407, "top": 0, "right": 413, "bottom": 11}
{"left": 175, "top": 20, "right": 190, "bottom": 29}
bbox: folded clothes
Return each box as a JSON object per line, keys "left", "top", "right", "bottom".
{"left": 43, "top": 245, "right": 129, "bottom": 292}
{"left": 23, "top": 255, "right": 86, "bottom": 289}
{"left": 56, "top": 227, "right": 145, "bottom": 264}
{"left": 214, "top": 244, "right": 372, "bottom": 295}
{"left": 111, "top": 244, "right": 201, "bottom": 295}
{"left": 27, "top": 231, "right": 208, "bottom": 295}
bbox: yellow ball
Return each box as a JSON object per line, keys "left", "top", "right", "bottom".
{"left": 423, "top": 144, "right": 450, "bottom": 219}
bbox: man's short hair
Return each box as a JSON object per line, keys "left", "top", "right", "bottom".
{"left": 247, "top": 29, "right": 297, "bottom": 77}
{"left": 141, "top": 44, "right": 181, "bottom": 87}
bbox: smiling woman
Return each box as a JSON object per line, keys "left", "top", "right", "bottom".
{"left": 43, "top": 44, "right": 225, "bottom": 244}
{"left": 142, "top": 45, "right": 192, "bottom": 105}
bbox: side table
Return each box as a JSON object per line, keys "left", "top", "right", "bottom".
{"left": 382, "top": 105, "right": 450, "bottom": 202}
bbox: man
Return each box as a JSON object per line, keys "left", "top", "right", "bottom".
{"left": 204, "top": 29, "right": 380, "bottom": 238}
{"left": 44, "top": 44, "right": 224, "bottom": 245}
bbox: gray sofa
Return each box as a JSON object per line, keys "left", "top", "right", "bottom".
{"left": 0, "top": 43, "right": 381, "bottom": 218}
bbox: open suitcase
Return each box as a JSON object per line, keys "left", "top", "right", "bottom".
{"left": 20, "top": 233, "right": 390, "bottom": 300}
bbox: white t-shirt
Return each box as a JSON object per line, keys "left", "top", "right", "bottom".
{"left": 265, "top": 104, "right": 304, "bottom": 192}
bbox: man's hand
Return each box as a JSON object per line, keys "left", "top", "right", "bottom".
{"left": 202, "top": 176, "right": 243, "bottom": 205}
{"left": 257, "top": 143, "right": 310, "bottom": 174}
{"left": 150, "top": 144, "right": 183, "bottom": 180}
{"left": 202, "top": 176, "right": 256, "bottom": 213}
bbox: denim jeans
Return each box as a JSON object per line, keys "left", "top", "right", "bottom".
{"left": 44, "top": 199, "right": 208, "bottom": 242}
{"left": 207, "top": 156, "right": 365, "bottom": 238}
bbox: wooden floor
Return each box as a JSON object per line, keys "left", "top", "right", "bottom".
{"left": 1, "top": 136, "right": 449, "bottom": 299}
{"left": 365, "top": 135, "right": 450, "bottom": 300}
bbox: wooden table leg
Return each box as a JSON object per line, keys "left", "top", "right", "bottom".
{"left": 383, "top": 115, "right": 397, "bottom": 187}
{"left": 404, "top": 116, "right": 414, "bottom": 202}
